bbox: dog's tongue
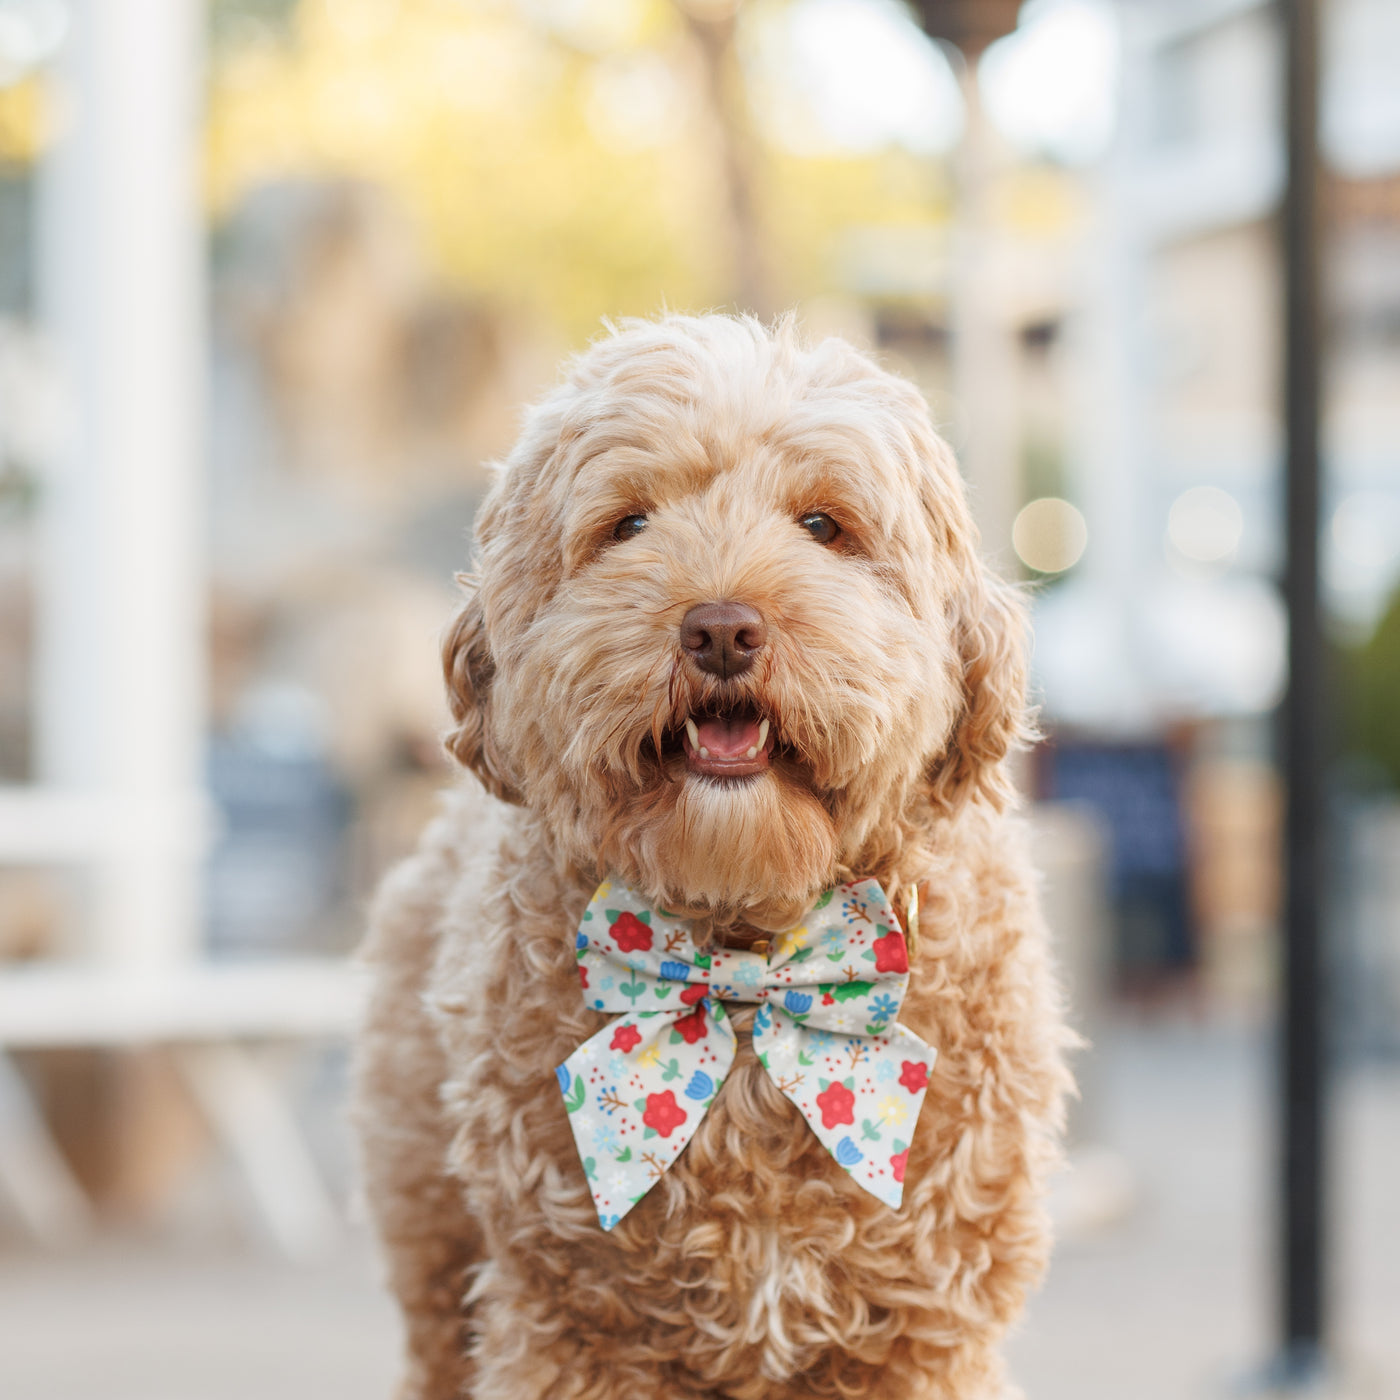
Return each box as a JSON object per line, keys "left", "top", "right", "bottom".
{"left": 695, "top": 715, "right": 762, "bottom": 758}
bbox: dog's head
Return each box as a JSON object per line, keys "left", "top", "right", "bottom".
{"left": 444, "top": 315, "right": 1029, "bottom": 921}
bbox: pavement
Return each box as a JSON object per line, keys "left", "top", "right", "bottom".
{"left": 0, "top": 1019, "right": 1396, "bottom": 1400}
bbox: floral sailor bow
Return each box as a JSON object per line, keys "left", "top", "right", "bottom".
{"left": 556, "top": 877, "right": 937, "bottom": 1230}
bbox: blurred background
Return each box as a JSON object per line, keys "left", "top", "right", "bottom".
{"left": 0, "top": 0, "right": 1397, "bottom": 1396}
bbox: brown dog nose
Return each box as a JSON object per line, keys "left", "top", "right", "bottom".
{"left": 680, "top": 602, "right": 768, "bottom": 679}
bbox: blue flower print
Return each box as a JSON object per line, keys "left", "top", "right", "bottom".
{"left": 732, "top": 957, "right": 763, "bottom": 989}
{"left": 867, "top": 994, "right": 898, "bottom": 1024}
{"left": 575, "top": 931, "right": 589, "bottom": 952}
{"left": 783, "top": 990, "right": 813, "bottom": 1015}
{"left": 685, "top": 1070, "right": 714, "bottom": 1101}
{"left": 876, "top": 1058, "right": 897, "bottom": 1083}
{"left": 659, "top": 960, "right": 690, "bottom": 982}
{"left": 556, "top": 1065, "right": 571, "bottom": 1091}
{"left": 834, "top": 1137, "right": 864, "bottom": 1166}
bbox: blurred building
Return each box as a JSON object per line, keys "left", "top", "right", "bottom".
{"left": 1028, "top": 0, "right": 1400, "bottom": 1012}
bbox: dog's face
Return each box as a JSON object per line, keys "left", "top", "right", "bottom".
{"left": 445, "top": 316, "right": 1026, "bottom": 921}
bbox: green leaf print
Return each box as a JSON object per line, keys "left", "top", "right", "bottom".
{"left": 616, "top": 1147, "right": 632, "bottom": 1163}
{"left": 798, "top": 1050, "right": 814, "bottom": 1066}
{"left": 860, "top": 1119, "right": 883, "bottom": 1143}
{"left": 812, "top": 890, "right": 834, "bottom": 911}
{"left": 692, "top": 952, "right": 712, "bottom": 969}
{"left": 605, "top": 910, "right": 620, "bottom": 922}
{"left": 564, "top": 1077, "right": 586, "bottom": 1113}
{"left": 584, "top": 1156, "right": 597, "bottom": 1179}
{"left": 661, "top": 1059, "right": 681, "bottom": 1082}
{"left": 620, "top": 975, "right": 646, "bottom": 1003}
{"left": 818, "top": 981, "right": 873, "bottom": 1002}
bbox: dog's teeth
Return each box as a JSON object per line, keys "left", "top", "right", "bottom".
{"left": 746, "top": 746, "right": 757, "bottom": 758}
{"left": 758, "top": 718, "right": 770, "bottom": 748}
{"left": 699, "top": 746, "right": 710, "bottom": 758}
{"left": 685, "top": 718, "right": 700, "bottom": 751}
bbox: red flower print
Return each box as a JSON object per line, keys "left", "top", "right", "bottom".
{"left": 610, "top": 911, "right": 653, "bottom": 953}
{"left": 891, "top": 1148, "right": 909, "bottom": 1184}
{"left": 578, "top": 965, "right": 590, "bottom": 990}
{"left": 673, "top": 1005, "right": 708, "bottom": 1044}
{"left": 899, "top": 1060, "right": 929, "bottom": 1095}
{"left": 815, "top": 1081, "right": 855, "bottom": 1130}
{"left": 872, "top": 931, "right": 908, "bottom": 974}
{"left": 642, "top": 1090, "right": 687, "bottom": 1138}
{"left": 679, "top": 984, "right": 706, "bottom": 1006}
{"left": 610, "top": 1023, "right": 642, "bottom": 1053}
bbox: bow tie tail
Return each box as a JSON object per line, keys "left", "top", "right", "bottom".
{"left": 557, "top": 1001, "right": 739, "bottom": 1229}
{"left": 753, "top": 1007, "right": 936, "bottom": 1210}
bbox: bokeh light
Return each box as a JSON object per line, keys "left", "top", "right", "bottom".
{"left": 1166, "top": 485, "right": 1244, "bottom": 565}
{"left": 1012, "top": 496, "right": 1088, "bottom": 574}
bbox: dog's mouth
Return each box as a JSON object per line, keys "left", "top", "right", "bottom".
{"left": 673, "top": 703, "right": 776, "bottom": 780}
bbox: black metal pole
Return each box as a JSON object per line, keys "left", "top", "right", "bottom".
{"left": 1280, "top": 0, "right": 1326, "bottom": 1373}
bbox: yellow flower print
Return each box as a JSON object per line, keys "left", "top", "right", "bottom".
{"left": 774, "top": 925, "right": 810, "bottom": 961}
{"left": 877, "top": 1095, "right": 908, "bottom": 1128}
{"left": 637, "top": 1038, "right": 664, "bottom": 1070}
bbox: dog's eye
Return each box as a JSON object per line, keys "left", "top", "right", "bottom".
{"left": 613, "top": 514, "right": 648, "bottom": 542}
{"left": 799, "top": 512, "right": 840, "bottom": 546}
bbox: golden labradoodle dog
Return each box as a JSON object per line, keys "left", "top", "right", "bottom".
{"left": 356, "top": 313, "right": 1072, "bottom": 1400}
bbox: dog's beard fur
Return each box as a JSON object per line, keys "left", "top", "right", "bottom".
{"left": 604, "top": 766, "right": 838, "bottom": 926}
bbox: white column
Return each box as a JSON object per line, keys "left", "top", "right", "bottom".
{"left": 35, "top": 0, "right": 207, "bottom": 965}
{"left": 949, "top": 57, "right": 1021, "bottom": 568}
{"left": 1064, "top": 4, "right": 1154, "bottom": 729}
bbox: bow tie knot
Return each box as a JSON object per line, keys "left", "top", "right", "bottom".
{"left": 558, "top": 878, "right": 937, "bottom": 1230}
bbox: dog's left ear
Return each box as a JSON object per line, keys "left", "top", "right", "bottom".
{"left": 925, "top": 562, "right": 1032, "bottom": 816}
{"left": 442, "top": 575, "right": 521, "bottom": 804}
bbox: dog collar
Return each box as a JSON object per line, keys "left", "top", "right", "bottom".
{"left": 556, "top": 877, "right": 937, "bottom": 1230}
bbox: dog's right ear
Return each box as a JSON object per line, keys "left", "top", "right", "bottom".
{"left": 442, "top": 575, "right": 521, "bottom": 803}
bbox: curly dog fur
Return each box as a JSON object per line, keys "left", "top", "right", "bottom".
{"left": 355, "top": 313, "right": 1073, "bottom": 1399}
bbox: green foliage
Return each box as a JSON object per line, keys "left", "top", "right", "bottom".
{"left": 206, "top": 0, "right": 953, "bottom": 347}
{"left": 1343, "top": 587, "right": 1400, "bottom": 790}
